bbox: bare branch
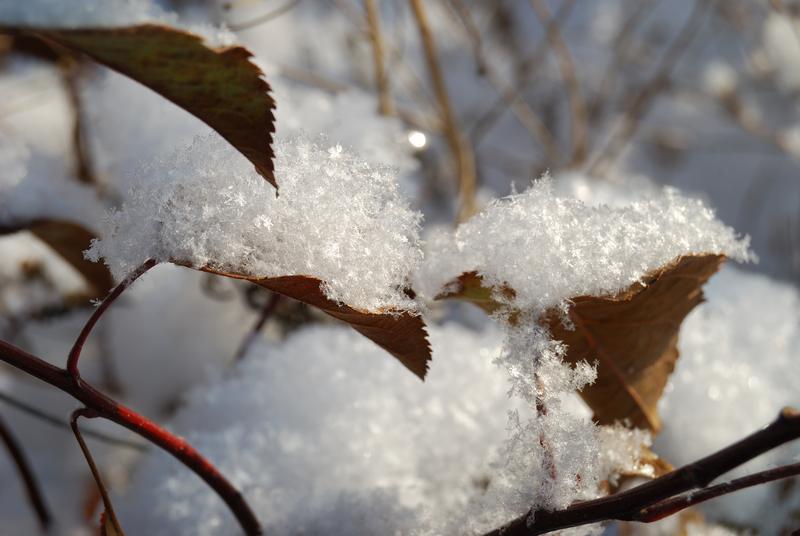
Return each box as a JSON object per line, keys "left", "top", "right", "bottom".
{"left": 364, "top": 0, "right": 393, "bottom": 115}
{"left": 529, "top": 0, "right": 588, "bottom": 165}
{"left": 448, "top": 0, "right": 560, "bottom": 165}
{"left": 70, "top": 408, "right": 124, "bottom": 534}
{"left": 484, "top": 407, "right": 800, "bottom": 535}
{"left": 409, "top": 0, "right": 478, "bottom": 223}
{"left": 0, "top": 412, "right": 51, "bottom": 531}
{"left": 588, "top": 0, "right": 713, "bottom": 177}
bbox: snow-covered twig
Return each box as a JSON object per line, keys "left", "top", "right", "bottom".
{"left": 484, "top": 407, "right": 800, "bottom": 535}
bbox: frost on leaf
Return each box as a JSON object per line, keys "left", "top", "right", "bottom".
{"left": 6, "top": 24, "right": 277, "bottom": 185}
{"left": 88, "top": 135, "right": 431, "bottom": 378}
{"left": 439, "top": 254, "right": 725, "bottom": 431}
{"left": 0, "top": 220, "right": 113, "bottom": 298}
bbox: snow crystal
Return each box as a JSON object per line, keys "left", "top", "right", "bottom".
{"left": 418, "top": 175, "right": 751, "bottom": 313}
{"left": 117, "top": 323, "right": 644, "bottom": 535}
{"left": 87, "top": 134, "right": 423, "bottom": 312}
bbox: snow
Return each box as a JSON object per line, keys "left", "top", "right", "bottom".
{"left": 117, "top": 323, "right": 645, "bottom": 535}
{"left": 657, "top": 265, "right": 800, "bottom": 532}
{"left": 418, "top": 174, "right": 751, "bottom": 314}
{"left": 87, "top": 134, "right": 423, "bottom": 312}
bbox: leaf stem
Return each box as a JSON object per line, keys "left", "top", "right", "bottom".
{"left": 67, "top": 259, "right": 156, "bottom": 381}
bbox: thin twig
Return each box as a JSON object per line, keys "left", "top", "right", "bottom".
{"left": 0, "top": 390, "right": 146, "bottom": 451}
{"left": 447, "top": 0, "right": 560, "bottom": 164}
{"left": 588, "top": 0, "right": 713, "bottom": 177}
{"left": 409, "top": 0, "right": 478, "bottom": 223}
{"left": 233, "top": 292, "right": 282, "bottom": 362}
{"left": 0, "top": 338, "right": 263, "bottom": 535}
{"left": 70, "top": 408, "right": 124, "bottom": 534}
{"left": 468, "top": 0, "right": 577, "bottom": 146}
{"left": 60, "top": 59, "right": 100, "bottom": 187}
{"left": 633, "top": 461, "right": 800, "bottom": 522}
{"left": 529, "top": 0, "right": 588, "bottom": 165}
{"left": 227, "top": 0, "right": 302, "bottom": 31}
{"left": 0, "top": 412, "right": 51, "bottom": 531}
{"left": 67, "top": 259, "right": 156, "bottom": 381}
{"left": 364, "top": 0, "right": 394, "bottom": 115}
{"left": 484, "top": 407, "right": 800, "bottom": 535}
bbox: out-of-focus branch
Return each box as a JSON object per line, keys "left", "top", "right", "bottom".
{"left": 0, "top": 412, "right": 51, "bottom": 531}
{"left": 588, "top": 0, "right": 713, "bottom": 177}
{"left": 60, "top": 59, "right": 100, "bottom": 187}
{"left": 484, "top": 407, "right": 800, "bottom": 535}
{"left": 227, "top": 0, "right": 301, "bottom": 31}
{"left": 409, "top": 0, "right": 477, "bottom": 223}
{"left": 364, "top": 0, "right": 393, "bottom": 115}
{"left": 469, "top": 0, "right": 577, "bottom": 146}
{"left": 447, "top": 0, "right": 560, "bottom": 165}
{"left": 233, "top": 291, "right": 283, "bottom": 363}
{"left": 278, "top": 64, "right": 435, "bottom": 132}
{"left": 529, "top": 0, "right": 588, "bottom": 165}
{"left": 0, "top": 389, "right": 146, "bottom": 451}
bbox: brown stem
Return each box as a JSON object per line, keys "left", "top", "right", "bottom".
{"left": 67, "top": 259, "right": 156, "bottom": 380}
{"left": 409, "top": 0, "right": 478, "bottom": 223}
{"left": 0, "top": 412, "right": 51, "bottom": 531}
{"left": 60, "top": 58, "right": 99, "bottom": 187}
{"left": 227, "top": 0, "right": 301, "bottom": 31}
{"left": 234, "top": 292, "right": 282, "bottom": 363}
{"left": 0, "top": 339, "right": 262, "bottom": 535}
{"left": 484, "top": 407, "right": 800, "bottom": 535}
{"left": 364, "top": 0, "right": 393, "bottom": 116}
{"left": 468, "top": 0, "right": 577, "bottom": 146}
{"left": 529, "top": 0, "right": 588, "bottom": 165}
{"left": 447, "top": 0, "right": 560, "bottom": 164}
{"left": 70, "top": 408, "right": 124, "bottom": 533}
{"left": 632, "top": 461, "right": 800, "bottom": 522}
{"left": 588, "top": 0, "right": 713, "bottom": 177}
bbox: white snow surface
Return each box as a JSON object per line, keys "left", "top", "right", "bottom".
{"left": 657, "top": 264, "right": 800, "bottom": 532}
{"left": 87, "top": 133, "right": 423, "bottom": 312}
{"left": 118, "top": 322, "right": 646, "bottom": 536}
{"left": 418, "top": 175, "right": 752, "bottom": 313}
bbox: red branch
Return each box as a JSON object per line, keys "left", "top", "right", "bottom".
{"left": 485, "top": 408, "right": 800, "bottom": 535}
{"left": 0, "top": 259, "right": 262, "bottom": 535}
{"left": 0, "top": 338, "right": 262, "bottom": 535}
{"left": 67, "top": 259, "right": 156, "bottom": 379}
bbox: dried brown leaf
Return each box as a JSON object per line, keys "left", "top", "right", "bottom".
{"left": 0, "top": 219, "right": 113, "bottom": 298}
{"left": 547, "top": 254, "right": 724, "bottom": 432}
{"left": 437, "top": 255, "right": 725, "bottom": 432}
{"left": 7, "top": 24, "right": 276, "bottom": 185}
{"left": 198, "top": 267, "right": 432, "bottom": 379}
